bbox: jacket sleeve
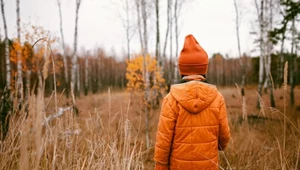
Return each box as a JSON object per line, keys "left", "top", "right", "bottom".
{"left": 218, "top": 96, "right": 230, "bottom": 151}
{"left": 154, "top": 96, "right": 177, "bottom": 168}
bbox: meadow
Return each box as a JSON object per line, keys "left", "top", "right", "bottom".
{"left": 1, "top": 84, "right": 300, "bottom": 170}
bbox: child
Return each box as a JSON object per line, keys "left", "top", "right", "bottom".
{"left": 154, "top": 34, "right": 231, "bottom": 170}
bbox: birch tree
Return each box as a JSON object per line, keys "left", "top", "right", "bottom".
{"left": 233, "top": 0, "right": 247, "bottom": 113}
{"left": 141, "top": 0, "right": 149, "bottom": 54}
{"left": 113, "top": 0, "right": 135, "bottom": 61}
{"left": 16, "top": 0, "right": 23, "bottom": 106}
{"left": 124, "top": 0, "right": 134, "bottom": 60}
{"left": 0, "top": 0, "right": 11, "bottom": 141}
{"left": 134, "top": 0, "right": 152, "bottom": 148}
{"left": 135, "top": 0, "right": 144, "bottom": 53}
{"left": 141, "top": 0, "right": 151, "bottom": 149}
{"left": 57, "top": 0, "right": 69, "bottom": 97}
{"left": 1, "top": 0, "right": 10, "bottom": 91}
{"left": 254, "top": 0, "right": 265, "bottom": 109}
{"left": 162, "top": 0, "right": 171, "bottom": 60}
{"left": 124, "top": 0, "right": 132, "bottom": 61}
{"left": 155, "top": 0, "right": 160, "bottom": 62}
{"left": 71, "top": 0, "right": 81, "bottom": 97}
{"left": 169, "top": 0, "right": 173, "bottom": 83}
{"left": 254, "top": 0, "right": 278, "bottom": 108}
{"left": 264, "top": 0, "right": 275, "bottom": 107}
{"left": 173, "top": 0, "right": 187, "bottom": 82}
{"left": 152, "top": 0, "right": 162, "bottom": 110}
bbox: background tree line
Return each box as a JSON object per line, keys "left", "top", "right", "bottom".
{"left": 1, "top": 41, "right": 299, "bottom": 95}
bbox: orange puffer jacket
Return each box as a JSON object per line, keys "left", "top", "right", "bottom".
{"left": 154, "top": 80, "right": 230, "bottom": 170}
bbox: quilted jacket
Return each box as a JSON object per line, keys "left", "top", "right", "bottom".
{"left": 154, "top": 79, "right": 230, "bottom": 170}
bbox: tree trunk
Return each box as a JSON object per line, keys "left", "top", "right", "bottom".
{"left": 290, "top": 54, "right": 295, "bottom": 106}
{"left": 135, "top": 0, "right": 144, "bottom": 53}
{"left": 141, "top": 0, "right": 148, "bottom": 54}
{"left": 76, "top": 63, "right": 80, "bottom": 96}
{"left": 152, "top": 0, "right": 161, "bottom": 109}
{"left": 71, "top": 0, "right": 81, "bottom": 99}
{"left": 0, "top": 0, "right": 11, "bottom": 141}
{"left": 1, "top": 0, "right": 10, "bottom": 90}
{"left": 125, "top": 0, "right": 131, "bottom": 60}
{"left": 256, "top": 0, "right": 265, "bottom": 109}
{"left": 262, "top": 0, "right": 275, "bottom": 106}
{"left": 174, "top": 0, "right": 179, "bottom": 82}
{"left": 169, "top": 0, "right": 173, "bottom": 84}
{"left": 25, "top": 70, "right": 31, "bottom": 99}
{"left": 162, "top": 0, "right": 171, "bottom": 60}
{"left": 233, "top": 0, "right": 247, "bottom": 117}
{"left": 84, "top": 55, "right": 88, "bottom": 96}
{"left": 57, "top": 0, "right": 69, "bottom": 97}
{"left": 16, "top": 0, "right": 23, "bottom": 107}
{"left": 267, "top": 0, "right": 275, "bottom": 107}
{"left": 155, "top": 0, "right": 160, "bottom": 62}
{"left": 98, "top": 50, "right": 101, "bottom": 92}
{"left": 141, "top": 0, "right": 150, "bottom": 149}
{"left": 290, "top": 19, "right": 296, "bottom": 106}
{"left": 276, "top": 35, "right": 285, "bottom": 88}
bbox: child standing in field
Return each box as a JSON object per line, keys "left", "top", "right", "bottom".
{"left": 154, "top": 34, "right": 231, "bottom": 170}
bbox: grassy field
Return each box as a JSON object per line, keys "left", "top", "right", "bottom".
{"left": 1, "top": 85, "right": 300, "bottom": 169}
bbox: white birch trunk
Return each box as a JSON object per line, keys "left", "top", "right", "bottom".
{"left": 162, "top": 0, "right": 170, "bottom": 59}
{"left": 233, "top": 0, "right": 247, "bottom": 119}
{"left": 174, "top": 0, "right": 179, "bottom": 81}
{"left": 71, "top": 0, "right": 81, "bottom": 98}
{"left": 255, "top": 0, "right": 265, "bottom": 109}
{"left": 135, "top": 0, "right": 144, "bottom": 53}
{"left": 141, "top": 0, "right": 148, "bottom": 54}
{"left": 16, "top": 0, "right": 23, "bottom": 103}
{"left": 169, "top": 0, "right": 173, "bottom": 83}
{"left": 141, "top": 0, "right": 150, "bottom": 149}
{"left": 155, "top": 0, "right": 160, "bottom": 62}
{"left": 57, "top": 0, "right": 69, "bottom": 92}
{"left": 125, "top": 0, "right": 131, "bottom": 60}
{"left": 153, "top": 0, "right": 161, "bottom": 108}
{"left": 1, "top": 0, "right": 10, "bottom": 90}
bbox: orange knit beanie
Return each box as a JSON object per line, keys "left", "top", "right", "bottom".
{"left": 178, "top": 34, "right": 208, "bottom": 75}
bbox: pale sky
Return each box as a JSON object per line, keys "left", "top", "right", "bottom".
{"left": 2, "top": 0, "right": 259, "bottom": 59}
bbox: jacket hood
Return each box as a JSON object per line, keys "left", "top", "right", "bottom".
{"left": 170, "top": 81, "right": 218, "bottom": 114}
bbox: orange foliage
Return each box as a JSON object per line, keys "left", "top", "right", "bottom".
{"left": 126, "top": 55, "right": 167, "bottom": 95}
{"left": 9, "top": 23, "right": 60, "bottom": 90}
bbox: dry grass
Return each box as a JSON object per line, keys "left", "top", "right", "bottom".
{"left": 0, "top": 89, "right": 147, "bottom": 170}
{"left": 1, "top": 83, "right": 300, "bottom": 169}
{"left": 218, "top": 84, "right": 300, "bottom": 170}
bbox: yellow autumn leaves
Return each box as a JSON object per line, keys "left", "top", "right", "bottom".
{"left": 9, "top": 24, "right": 60, "bottom": 90}
{"left": 126, "top": 55, "right": 167, "bottom": 97}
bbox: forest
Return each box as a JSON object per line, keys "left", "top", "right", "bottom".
{"left": 0, "top": 0, "right": 300, "bottom": 169}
